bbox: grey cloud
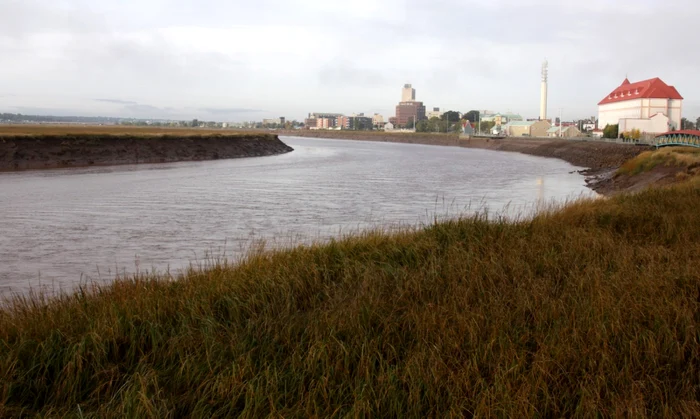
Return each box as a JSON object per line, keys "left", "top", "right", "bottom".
{"left": 95, "top": 99, "right": 139, "bottom": 105}
{"left": 318, "top": 60, "right": 388, "bottom": 87}
{"left": 7, "top": 106, "right": 90, "bottom": 117}
{"left": 0, "top": 0, "right": 106, "bottom": 38}
{"left": 124, "top": 104, "right": 163, "bottom": 113}
{"left": 200, "top": 108, "right": 264, "bottom": 114}
{"left": 2, "top": 0, "right": 700, "bottom": 121}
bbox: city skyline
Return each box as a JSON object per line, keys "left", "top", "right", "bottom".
{"left": 2, "top": 0, "right": 700, "bottom": 122}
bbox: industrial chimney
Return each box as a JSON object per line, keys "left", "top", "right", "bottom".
{"left": 540, "top": 60, "right": 548, "bottom": 120}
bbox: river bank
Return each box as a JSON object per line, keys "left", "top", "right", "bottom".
{"left": 0, "top": 128, "right": 293, "bottom": 171}
{"left": 283, "top": 130, "right": 651, "bottom": 195}
{"left": 2, "top": 177, "right": 699, "bottom": 417}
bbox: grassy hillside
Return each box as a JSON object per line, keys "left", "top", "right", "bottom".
{"left": 618, "top": 146, "right": 700, "bottom": 176}
{"left": 2, "top": 182, "right": 700, "bottom": 417}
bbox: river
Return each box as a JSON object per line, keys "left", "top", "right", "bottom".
{"left": 0, "top": 136, "right": 595, "bottom": 296}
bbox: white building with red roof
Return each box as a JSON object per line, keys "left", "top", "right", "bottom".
{"left": 598, "top": 77, "right": 683, "bottom": 135}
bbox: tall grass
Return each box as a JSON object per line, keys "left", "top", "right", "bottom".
{"left": 0, "top": 124, "right": 259, "bottom": 137}
{"left": 617, "top": 146, "right": 700, "bottom": 175}
{"left": 2, "top": 181, "right": 700, "bottom": 417}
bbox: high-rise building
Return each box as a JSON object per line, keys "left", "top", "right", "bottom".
{"left": 402, "top": 84, "right": 416, "bottom": 102}
{"left": 394, "top": 83, "right": 425, "bottom": 127}
{"left": 396, "top": 102, "right": 426, "bottom": 126}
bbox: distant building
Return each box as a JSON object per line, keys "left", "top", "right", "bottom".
{"left": 372, "top": 113, "right": 385, "bottom": 129}
{"left": 305, "top": 112, "right": 343, "bottom": 129}
{"left": 402, "top": 84, "right": 416, "bottom": 102}
{"left": 547, "top": 125, "right": 582, "bottom": 138}
{"left": 582, "top": 122, "right": 596, "bottom": 132}
{"left": 504, "top": 120, "right": 551, "bottom": 137}
{"left": 491, "top": 124, "right": 507, "bottom": 135}
{"left": 462, "top": 121, "right": 475, "bottom": 135}
{"left": 304, "top": 118, "right": 317, "bottom": 128}
{"left": 598, "top": 77, "right": 683, "bottom": 135}
{"left": 480, "top": 113, "right": 523, "bottom": 126}
{"left": 393, "top": 83, "right": 426, "bottom": 127}
{"left": 619, "top": 113, "right": 669, "bottom": 137}
{"left": 428, "top": 107, "right": 441, "bottom": 119}
{"left": 262, "top": 117, "right": 286, "bottom": 126}
{"left": 338, "top": 115, "right": 373, "bottom": 130}
{"left": 396, "top": 102, "right": 426, "bottom": 127}
{"left": 317, "top": 118, "right": 335, "bottom": 129}
{"left": 384, "top": 122, "right": 395, "bottom": 131}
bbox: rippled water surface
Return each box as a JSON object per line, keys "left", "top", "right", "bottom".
{"left": 0, "top": 136, "right": 595, "bottom": 295}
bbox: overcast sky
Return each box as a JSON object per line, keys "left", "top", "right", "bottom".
{"left": 1, "top": 0, "right": 699, "bottom": 122}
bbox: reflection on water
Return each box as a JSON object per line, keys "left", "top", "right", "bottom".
{"left": 0, "top": 136, "right": 595, "bottom": 295}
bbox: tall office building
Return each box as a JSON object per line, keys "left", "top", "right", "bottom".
{"left": 402, "top": 84, "right": 416, "bottom": 102}
{"left": 395, "top": 83, "right": 425, "bottom": 127}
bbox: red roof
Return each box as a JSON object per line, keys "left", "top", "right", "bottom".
{"left": 598, "top": 77, "right": 683, "bottom": 105}
{"left": 656, "top": 130, "right": 700, "bottom": 138}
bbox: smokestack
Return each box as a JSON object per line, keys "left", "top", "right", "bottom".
{"left": 540, "top": 60, "right": 548, "bottom": 120}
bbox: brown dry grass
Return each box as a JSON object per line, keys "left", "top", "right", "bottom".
{"left": 1, "top": 178, "right": 700, "bottom": 417}
{"left": 0, "top": 124, "right": 258, "bottom": 137}
{"left": 617, "top": 146, "right": 700, "bottom": 176}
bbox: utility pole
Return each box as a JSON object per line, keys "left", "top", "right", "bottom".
{"left": 559, "top": 108, "right": 563, "bottom": 137}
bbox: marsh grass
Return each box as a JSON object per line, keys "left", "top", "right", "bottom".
{"left": 2, "top": 181, "right": 700, "bottom": 417}
{"left": 0, "top": 124, "right": 260, "bottom": 137}
{"left": 617, "top": 146, "right": 700, "bottom": 176}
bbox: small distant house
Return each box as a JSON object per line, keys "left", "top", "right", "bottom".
{"left": 462, "top": 121, "right": 475, "bottom": 135}
{"left": 491, "top": 124, "right": 506, "bottom": 135}
{"left": 547, "top": 125, "right": 582, "bottom": 138}
{"left": 504, "top": 120, "right": 551, "bottom": 137}
{"left": 384, "top": 122, "right": 395, "bottom": 131}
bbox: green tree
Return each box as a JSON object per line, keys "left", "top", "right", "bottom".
{"left": 416, "top": 120, "right": 430, "bottom": 132}
{"left": 476, "top": 120, "right": 495, "bottom": 134}
{"left": 681, "top": 117, "right": 695, "bottom": 130}
{"left": 696, "top": 117, "right": 700, "bottom": 130}
{"left": 441, "top": 111, "right": 461, "bottom": 123}
{"left": 191, "top": 119, "right": 199, "bottom": 128}
{"left": 603, "top": 124, "right": 619, "bottom": 139}
{"left": 464, "top": 110, "right": 480, "bottom": 123}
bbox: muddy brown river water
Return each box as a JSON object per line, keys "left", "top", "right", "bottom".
{"left": 0, "top": 136, "right": 595, "bottom": 296}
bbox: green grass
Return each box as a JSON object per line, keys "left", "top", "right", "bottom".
{"left": 2, "top": 181, "right": 700, "bottom": 417}
{"left": 617, "top": 146, "right": 700, "bottom": 176}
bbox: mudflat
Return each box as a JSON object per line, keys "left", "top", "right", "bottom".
{"left": 0, "top": 126, "right": 293, "bottom": 171}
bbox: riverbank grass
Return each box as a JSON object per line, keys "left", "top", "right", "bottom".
{"left": 617, "top": 146, "right": 700, "bottom": 176}
{"left": 2, "top": 180, "right": 700, "bottom": 417}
